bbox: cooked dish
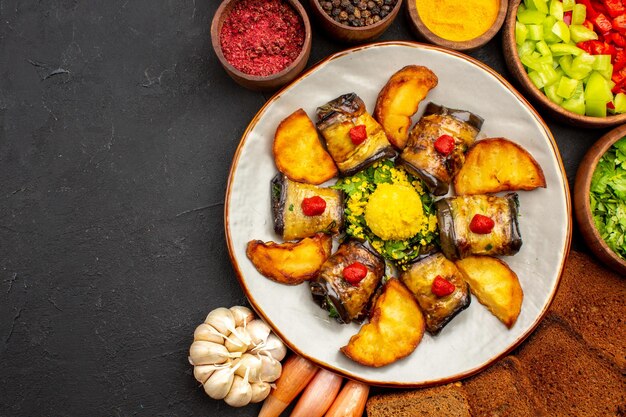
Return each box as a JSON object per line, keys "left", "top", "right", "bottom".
{"left": 316, "top": 93, "right": 396, "bottom": 177}
{"left": 271, "top": 173, "right": 344, "bottom": 241}
{"left": 436, "top": 193, "right": 522, "bottom": 260}
{"left": 398, "top": 102, "right": 484, "bottom": 196}
{"left": 309, "top": 240, "right": 385, "bottom": 324}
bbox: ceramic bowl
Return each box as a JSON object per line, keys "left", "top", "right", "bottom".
{"left": 502, "top": 0, "right": 626, "bottom": 128}
{"left": 309, "top": 0, "right": 402, "bottom": 44}
{"left": 210, "top": 0, "right": 312, "bottom": 92}
{"left": 407, "top": 0, "right": 508, "bottom": 51}
{"left": 574, "top": 124, "right": 626, "bottom": 275}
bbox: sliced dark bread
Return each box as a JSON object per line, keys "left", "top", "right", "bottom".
{"left": 548, "top": 250, "right": 626, "bottom": 370}
{"left": 516, "top": 318, "right": 626, "bottom": 416}
{"left": 366, "top": 383, "right": 470, "bottom": 417}
{"left": 463, "top": 356, "right": 548, "bottom": 416}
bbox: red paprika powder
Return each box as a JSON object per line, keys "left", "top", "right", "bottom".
{"left": 220, "top": 0, "right": 305, "bottom": 77}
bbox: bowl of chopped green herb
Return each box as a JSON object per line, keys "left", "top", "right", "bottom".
{"left": 574, "top": 124, "right": 626, "bottom": 275}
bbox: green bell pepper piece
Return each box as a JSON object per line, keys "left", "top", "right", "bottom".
{"left": 549, "top": 43, "right": 584, "bottom": 56}
{"left": 518, "top": 9, "right": 548, "bottom": 24}
{"left": 536, "top": 40, "right": 552, "bottom": 56}
{"left": 516, "top": 22, "right": 529, "bottom": 45}
{"left": 615, "top": 93, "right": 626, "bottom": 113}
{"left": 549, "top": 0, "right": 564, "bottom": 20}
{"left": 585, "top": 71, "right": 614, "bottom": 103}
{"left": 552, "top": 20, "right": 570, "bottom": 43}
{"left": 545, "top": 83, "right": 564, "bottom": 104}
{"left": 585, "top": 99, "right": 607, "bottom": 117}
{"left": 561, "top": 83, "right": 585, "bottom": 114}
{"left": 528, "top": 24, "right": 545, "bottom": 40}
{"left": 569, "top": 24, "right": 599, "bottom": 43}
{"left": 556, "top": 76, "right": 579, "bottom": 98}
{"left": 572, "top": 3, "right": 586, "bottom": 25}
{"left": 562, "top": 0, "right": 575, "bottom": 11}
{"left": 543, "top": 15, "right": 561, "bottom": 43}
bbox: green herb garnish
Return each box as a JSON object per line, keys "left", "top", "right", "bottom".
{"left": 326, "top": 296, "right": 340, "bottom": 319}
{"left": 288, "top": 204, "right": 294, "bottom": 211}
{"left": 590, "top": 137, "right": 626, "bottom": 260}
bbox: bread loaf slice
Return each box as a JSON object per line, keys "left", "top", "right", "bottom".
{"left": 365, "top": 383, "right": 470, "bottom": 417}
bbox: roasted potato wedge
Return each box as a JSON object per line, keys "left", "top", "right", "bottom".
{"left": 453, "top": 138, "right": 546, "bottom": 195}
{"left": 455, "top": 256, "right": 523, "bottom": 328}
{"left": 374, "top": 66, "right": 438, "bottom": 150}
{"left": 273, "top": 108, "right": 338, "bottom": 185}
{"left": 341, "top": 279, "right": 425, "bottom": 367}
{"left": 246, "top": 233, "right": 332, "bottom": 285}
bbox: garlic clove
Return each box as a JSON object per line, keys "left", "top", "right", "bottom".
{"left": 260, "top": 334, "right": 287, "bottom": 362}
{"left": 224, "top": 374, "right": 253, "bottom": 407}
{"left": 258, "top": 354, "right": 282, "bottom": 383}
{"left": 205, "top": 307, "right": 236, "bottom": 336}
{"left": 193, "top": 363, "right": 228, "bottom": 384}
{"left": 230, "top": 305, "right": 255, "bottom": 327}
{"left": 224, "top": 325, "right": 251, "bottom": 354}
{"left": 246, "top": 319, "right": 271, "bottom": 346}
{"left": 203, "top": 366, "right": 236, "bottom": 400}
{"left": 189, "top": 341, "right": 230, "bottom": 366}
{"left": 193, "top": 323, "right": 225, "bottom": 344}
{"left": 250, "top": 381, "right": 271, "bottom": 403}
{"left": 235, "top": 353, "right": 262, "bottom": 383}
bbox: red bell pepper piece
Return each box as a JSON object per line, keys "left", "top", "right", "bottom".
{"left": 593, "top": 13, "right": 614, "bottom": 34}
{"left": 613, "top": 15, "right": 626, "bottom": 34}
{"left": 577, "top": 40, "right": 614, "bottom": 55}
{"left": 608, "top": 101, "right": 616, "bottom": 109}
{"left": 564, "top": 11, "right": 572, "bottom": 25}
{"left": 583, "top": 20, "right": 595, "bottom": 31}
{"left": 578, "top": 0, "right": 598, "bottom": 18}
{"left": 603, "top": 0, "right": 625, "bottom": 18}
{"left": 614, "top": 49, "right": 626, "bottom": 70}
{"left": 610, "top": 32, "right": 626, "bottom": 47}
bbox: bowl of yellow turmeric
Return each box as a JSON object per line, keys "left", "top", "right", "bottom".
{"left": 407, "top": 0, "right": 508, "bottom": 51}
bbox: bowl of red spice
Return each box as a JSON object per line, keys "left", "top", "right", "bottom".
{"left": 309, "top": 0, "right": 403, "bottom": 44}
{"left": 211, "top": 0, "right": 312, "bottom": 92}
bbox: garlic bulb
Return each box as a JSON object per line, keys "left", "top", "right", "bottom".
{"left": 250, "top": 381, "right": 271, "bottom": 403}
{"left": 193, "top": 323, "right": 224, "bottom": 344}
{"left": 260, "top": 334, "right": 287, "bottom": 362}
{"left": 230, "top": 305, "right": 255, "bottom": 327}
{"left": 189, "top": 341, "right": 232, "bottom": 366}
{"left": 258, "top": 354, "right": 282, "bottom": 383}
{"left": 224, "top": 368, "right": 252, "bottom": 407}
{"left": 191, "top": 306, "right": 286, "bottom": 407}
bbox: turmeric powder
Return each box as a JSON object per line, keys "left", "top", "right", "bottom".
{"left": 415, "top": 0, "right": 499, "bottom": 42}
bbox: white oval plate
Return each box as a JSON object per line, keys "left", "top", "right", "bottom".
{"left": 225, "top": 42, "right": 571, "bottom": 386}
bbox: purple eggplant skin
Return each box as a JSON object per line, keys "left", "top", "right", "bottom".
{"left": 309, "top": 240, "right": 385, "bottom": 324}
{"left": 398, "top": 102, "right": 483, "bottom": 196}
{"left": 315, "top": 93, "right": 397, "bottom": 177}
{"left": 271, "top": 173, "right": 344, "bottom": 241}
{"left": 400, "top": 252, "right": 471, "bottom": 335}
{"left": 436, "top": 193, "right": 522, "bottom": 261}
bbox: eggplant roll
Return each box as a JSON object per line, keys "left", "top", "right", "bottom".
{"left": 271, "top": 173, "right": 344, "bottom": 241}
{"left": 316, "top": 93, "right": 396, "bottom": 177}
{"left": 400, "top": 252, "right": 470, "bottom": 334}
{"left": 309, "top": 240, "right": 385, "bottom": 324}
{"left": 398, "top": 102, "right": 484, "bottom": 196}
{"left": 436, "top": 193, "right": 522, "bottom": 260}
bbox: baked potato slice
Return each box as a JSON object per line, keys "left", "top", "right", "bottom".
{"left": 453, "top": 138, "right": 546, "bottom": 195}
{"left": 341, "top": 279, "right": 425, "bottom": 367}
{"left": 374, "top": 66, "right": 438, "bottom": 149}
{"left": 273, "top": 108, "right": 338, "bottom": 185}
{"left": 246, "top": 233, "right": 332, "bottom": 285}
{"left": 455, "top": 256, "right": 523, "bottom": 328}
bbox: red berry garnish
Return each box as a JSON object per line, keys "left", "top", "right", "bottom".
{"left": 431, "top": 275, "right": 455, "bottom": 297}
{"left": 342, "top": 262, "right": 368, "bottom": 285}
{"left": 469, "top": 214, "right": 495, "bottom": 234}
{"left": 434, "top": 134, "right": 455, "bottom": 156}
{"left": 349, "top": 125, "right": 367, "bottom": 145}
{"left": 301, "top": 196, "right": 326, "bottom": 216}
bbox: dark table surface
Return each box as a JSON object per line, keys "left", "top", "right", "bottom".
{"left": 0, "top": 1, "right": 607, "bottom": 416}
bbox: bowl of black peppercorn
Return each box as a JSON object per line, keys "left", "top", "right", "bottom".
{"left": 310, "top": 0, "right": 402, "bottom": 44}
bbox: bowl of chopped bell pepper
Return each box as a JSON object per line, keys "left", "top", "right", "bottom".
{"left": 503, "top": 0, "right": 626, "bottom": 127}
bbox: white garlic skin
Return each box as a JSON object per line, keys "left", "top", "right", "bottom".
{"left": 258, "top": 354, "right": 282, "bottom": 383}
{"left": 205, "top": 307, "right": 236, "bottom": 335}
{"left": 203, "top": 366, "right": 235, "bottom": 400}
{"left": 229, "top": 305, "right": 255, "bottom": 327}
{"left": 193, "top": 323, "right": 224, "bottom": 344}
{"left": 235, "top": 353, "right": 262, "bottom": 383}
{"left": 224, "top": 325, "right": 251, "bottom": 354}
{"left": 224, "top": 374, "right": 252, "bottom": 407}
{"left": 249, "top": 381, "right": 271, "bottom": 403}
{"left": 261, "top": 334, "right": 287, "bottom": 361}
{"left": 189, "top": 341, "right": 230, "bottom": 366}
{"left": 193, "top": 364, "right": 226, "bottom": 384}
{"left": 246, "top": 319, "right": 271, "bottom": 346}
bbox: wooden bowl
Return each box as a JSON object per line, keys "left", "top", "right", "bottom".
{"left": 309, "top": 0, "right": 402, "bottom": 44}
{"left": 210, "top": 0, "right": 312, "bottom": 92}
{"left": 503, "top": 0, "right": 626, "bottom": 128}
{"left": 407, "top": 0, "right": 507, "bottom": 51}
{"left": 574, "top": 124, "right": 626, "bottom": 275}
